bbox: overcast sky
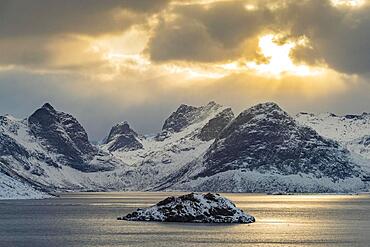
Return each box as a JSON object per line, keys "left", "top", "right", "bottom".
{"left": 1, "top": 0, "right": 369, "bottom": 141}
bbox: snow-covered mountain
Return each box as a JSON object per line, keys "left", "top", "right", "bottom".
{"left": 157, "top": 103, "right": 367, "bottom": 193}
{"left": 103, "top": 121, "right": 143, "bottom": 152}
{"left": 0, "top": 101, "right": 234, "bottom": 196}
{"left": 99, "top": 101, "right": 235, "bottom": 190}
{"left": 296, "top": 112, "right": 370, "bottom": 172}
{"left": 0, "top": 101, "right": 369, "bottom": 197}
{"left": 0, "top": 103, "right": 123, "bottom": 193}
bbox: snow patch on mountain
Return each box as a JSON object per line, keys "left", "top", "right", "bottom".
{"left": 166, "top": 168, "right": 366, "bottom": 193}
{"left": 296, "top": 112, "right": 370, "bottom": 171}
{"left": 296, "top": 112, "right": 370, "bottom": 143}
{"left": 0, "top": 172, "right": 51, "bottom": 199}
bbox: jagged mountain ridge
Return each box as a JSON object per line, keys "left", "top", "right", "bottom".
{"left": 0, "top": 101, "right": 235, "bottom": 195}
{"left": 157, "top": 103, "right": 367, "bottom": 193}
{"left": 100, "top": 101, "right": 234, "bottom": 190}
{"left": 0, "top": 104, "right": 121, "bottom": 194}
{"left": 28, "top": 103, "right": 98, "bottom": 171}
{"left": 0, "top": 101, "right": 369, "bottom": 197}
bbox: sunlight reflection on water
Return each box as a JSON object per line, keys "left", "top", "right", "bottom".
{"left": 0, "top": 192, "right": 369, "bottom": 247}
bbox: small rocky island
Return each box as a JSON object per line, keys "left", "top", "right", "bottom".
{"left": 117, "top": 193, "right": 255, "bottom": 224}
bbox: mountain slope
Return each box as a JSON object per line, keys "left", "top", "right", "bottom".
{"left": 159, "top": 103, "right": 366, "bottom": 193}
{"left": 1, "top": 101, "right": 368, "bottom": 195}
{"left": 296, "top": 112, "right": 370, "bottom": 171}
{"left": 296, "top": 112, "right": 370, "bottom": 144}
{"left": 28, "top": 103, "right": 98, "bottom": 171}
{"left": 0, "top": 104, "right": 120, "bottom": 192}
{"left": 100, "top": 101, "right": 235, "bottom": 190}
{"left": 0, "top": 101, "right": 235, "bottom": 193}
{"left": 0, "top": 171, "right": 51, "bottom": 199}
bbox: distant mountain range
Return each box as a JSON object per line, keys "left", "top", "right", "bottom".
{"left": 1, "top": 101, "right": 369, "bottom": 198}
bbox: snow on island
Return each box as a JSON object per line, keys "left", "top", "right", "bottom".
{"left": 118, "top": 193, "right": 255, "bottom": 224}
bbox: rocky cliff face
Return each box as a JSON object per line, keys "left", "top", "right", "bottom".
{"left": 1, "top": 101, "right": 368, "bottom": 194}
{"left": 198, "top": 108, "right": 234, "bottom": 141}
{"left": 104, "top": 122, "right": 143, "bottom": 151}
{"left": 162, "top": 104, "right": 199, "bottom": 133}
{"left": 102, "top": 101, "right": 235, "bottom": 190}
{"left": 199, "top": 102, "right": 358, "bottom": 180}
{"left": 156, "top": 101, "right": 230, "bottom": 141}
{"left": 158, "top": 103, "right": 366, "bottom": 193}
{"left": 28, "top": 103, "right": 97, "bottom": 171}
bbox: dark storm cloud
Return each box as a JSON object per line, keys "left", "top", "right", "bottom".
{"left": 147, "top": 0, "right": 370, "bottom": 74}
{"left": 1, "top": 0, "right": 369, "bottom": 74}
{"left": 0, "top": 0, "right": 169, "bottom": 68}
{"left": 0, "top": 37, "right": 51, "bottom": 66}
{"left": 148, "top": 1, "right": 274, "bottom": 62}
{"left": 284, "top": 0, "right": 370, "bottom": 74}
{"left": 148, "top": 16, "right": 236, "bottom": 62}
{"left": 0, "top": 0, "right": 169, "bottom": 37}
{"left": 176, "top": 1, "right": 274, "bottom": 48}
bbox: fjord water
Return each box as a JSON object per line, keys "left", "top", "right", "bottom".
{"left": 1, "top": 193, "right": 369, "bottom": 247}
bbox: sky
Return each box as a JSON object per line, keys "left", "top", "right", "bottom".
{"left": 0, "top": 0, "right": 370, "bottom": 141}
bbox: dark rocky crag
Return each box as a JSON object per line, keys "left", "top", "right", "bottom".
{"left": 156, "top": 101, "right": 230, "bottom": 141}
{"left": 28, "top": 103, "right": 100, "bottom": 171}
{"left": 155, "top": 102, "right": 366, "bottom": 193}
{"left": 198, "top": 102, "right": 361, "bottom": 180}
{"left": 198, "top": 108, "right": 234, "bottom": 141}
{"left": 104, "top": 121, "right": 143, "bottom": 152}
{"left": 118, "top": 192, "right": 255, "bottom": 224}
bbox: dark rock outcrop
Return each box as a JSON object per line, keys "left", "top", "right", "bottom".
{"left": 118, "top": 193, "right": 255, "bottom": 224}
{"left": 28, "top": 103, "right": 97, "bottom": 171}
{"left": 162, "top": 104, "right": 199, "bottom": 133}
{"left": 105, "top": 122, "right": 143, "bottom": 151}
{"left": 198, "top": 108, "right": 234, "bottom": 141}
{"left": 197, "top": 102, "right": 360, "bottom": 180}
{"left": 156, "top": 101, "right": 224, "bottom": 141}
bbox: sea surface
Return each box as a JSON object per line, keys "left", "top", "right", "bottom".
{"left": 0, "top": 192, "right": 370, "bottom": 247}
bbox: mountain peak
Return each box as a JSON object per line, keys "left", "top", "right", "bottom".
{"left": 206, "top": 101, "right": 217, "bottom": 107}
{"left": 197, "top": 101, "right": 359, "bottom": 183}
{"left": 177, "top": 104, "right": 197, "bottom": 113}
{"left": 107, "top": 121, "right": 137, "bottom": 140}
{"left": 249, "top": 102, "right": 282, "bottom": 112}
{"left": 161, "top": 101, "right": 224, "bottom": 134}
{"left": 113, "top": 121, "right": 132, "bottom": 133}
{"left": 41, "top": 102, "right": 56, "bottom": 111}
{"left": 28, "top": 103, "right": 97, "bottom": 171}
{"left": 105, "top": 121, "right": 143, "bottom": 152}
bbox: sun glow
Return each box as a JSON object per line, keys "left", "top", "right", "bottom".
{"left": 331, "top": 0, "right": 365, "bottom": 7}
{"left": 89, "top": 30, "right": 328, "bottom": 81}
{"left": 246, "top": 34, "right": 323, "bottom": 77}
